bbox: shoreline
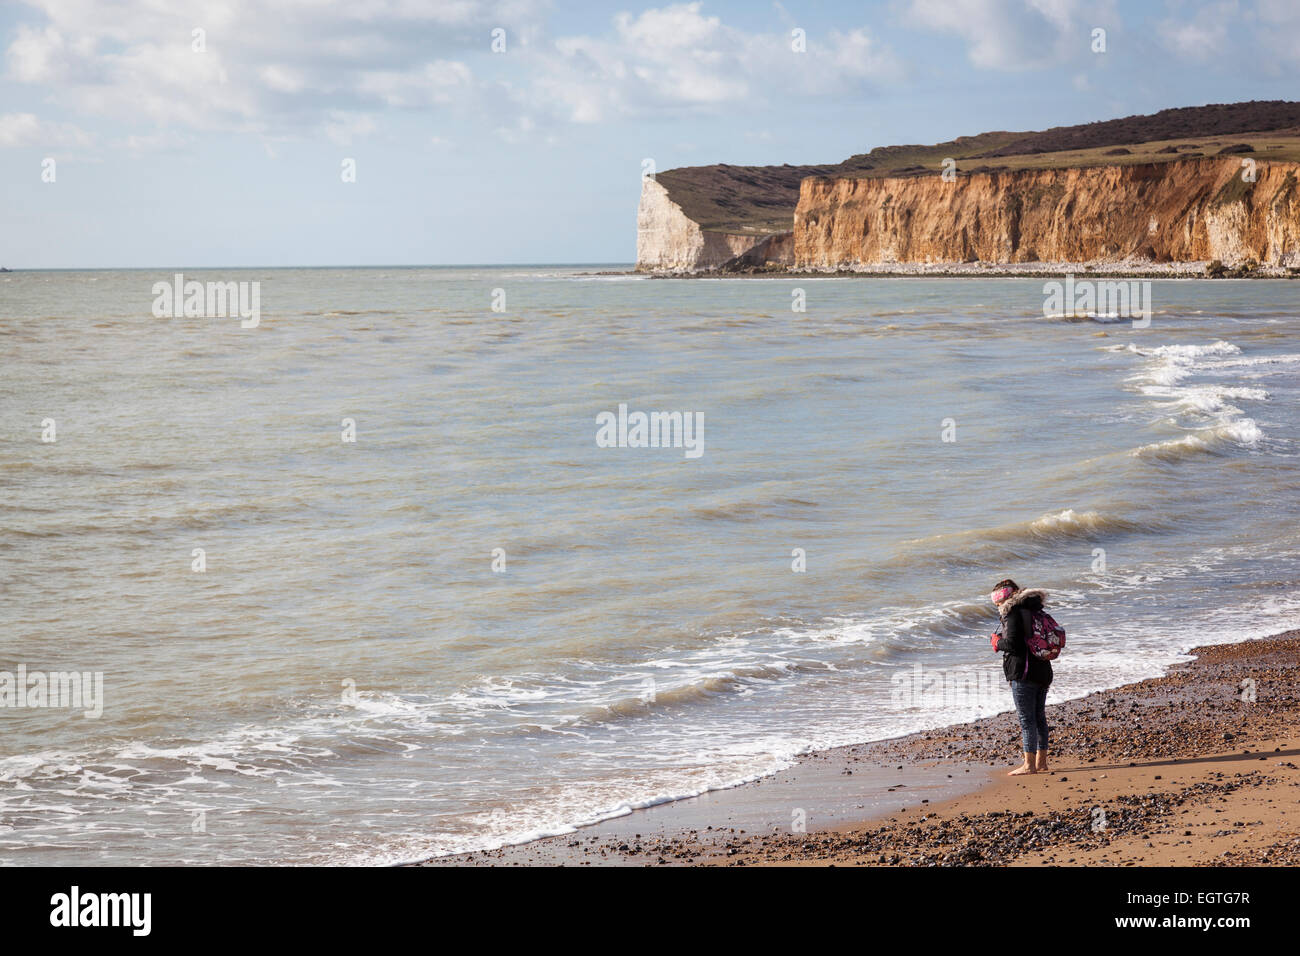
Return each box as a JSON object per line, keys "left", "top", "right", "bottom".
{"left": 425, "top": 629, "right": 1300, "bottom": 866}
{"left": 596, "top": 262, "right": 1300, "bottom": 279}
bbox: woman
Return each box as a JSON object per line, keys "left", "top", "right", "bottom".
{"left": 990, "top": 579, "right": 1052, "bottom": 776}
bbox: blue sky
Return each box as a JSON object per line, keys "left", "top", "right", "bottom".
{"left": 2, "top": 0, "right": 1296, "bottom": 268}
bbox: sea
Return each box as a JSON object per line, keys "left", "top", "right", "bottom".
{"left": 2, "top": 266, "right": 1298, "bottom": 864}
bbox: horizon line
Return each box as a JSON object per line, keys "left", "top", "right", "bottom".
{"left": 1, "top": 262, "right": 636, "bottom": 272}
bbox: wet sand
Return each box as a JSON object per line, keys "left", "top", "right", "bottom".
{"left": 423, "top": 630, "right": 1300, "bottom": 866}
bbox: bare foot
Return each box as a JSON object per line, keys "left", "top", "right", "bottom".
{"left": 1008, "top": 763, "right": 1036, "bottom": 776}
{"left": 1035, "top": 760, "right": 1050, "bottom": 773}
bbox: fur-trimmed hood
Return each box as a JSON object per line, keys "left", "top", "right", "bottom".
{"left": 997, "top": 587, "right": 1047, "bottom": 620}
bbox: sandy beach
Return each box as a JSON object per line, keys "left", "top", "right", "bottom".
{"left": 429, "top": 630, "right": 1300, "bottom": 867}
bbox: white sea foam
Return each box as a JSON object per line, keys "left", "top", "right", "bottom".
{"left": 1201, "top": 352, "right": 1300, "bottom": 374}
{"left": 1138, "top": 383, "right": 1269, "bottom": 415}
{"left": 1123, "top": 339, "right": 1274, "bottom": 452}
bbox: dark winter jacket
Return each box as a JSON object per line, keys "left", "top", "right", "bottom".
{"left": 993, "top": 588, "right": 1054, "bottom": 687}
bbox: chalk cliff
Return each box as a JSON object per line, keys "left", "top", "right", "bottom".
{"left": 636, "top": 177, "right": 793, "bottom": 272}
{"left": 794, "top": 159, "right": 1300, "bottom": 270}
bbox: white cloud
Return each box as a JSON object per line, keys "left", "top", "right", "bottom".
{"left": 7, "top": 24, "right": 66, "bottom": 83}
{"left": 826, "top": 28, "right": 900, "bottom": 80}
{"left": 0, "top": 111, "right": 93, "bottom": 148}
{"left": 1157, "top": 0, "right": 1240, "bottom": 62}
{"left": 614, "top": 3, "right": 725, "bottom": 49}
{"left": 905, "top": 0, "right": 1116, "bottom": 71}
{"left": 323, "top": 111, "right": 380, "bottom": 146}
{"left": 0, "top": 112, "right": 42, "bottom": 147}
{"left": 2, "top": 0, "right": 900, "bottom": 146}
{"left": 3, "top": 0, "right": 543, "bottom": 141}
{"left": 357, "top": 60, "right": 474, "bottom": 107}
{"left": 259, "top": 65, "right": 310, "bottom": 95}
{"left": 521, "top": 2, "right": 901, "bottom": 125}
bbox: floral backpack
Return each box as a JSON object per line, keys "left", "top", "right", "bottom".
{"left": 1024, "top": 608, "right": 1067, "bottom": 661}
{"left": 991, "top": 608, "right": 1066, "bottom": 661}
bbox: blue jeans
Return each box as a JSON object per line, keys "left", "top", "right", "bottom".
{"left": 1010, "top": 680, "right": 1049, "bottom": 752}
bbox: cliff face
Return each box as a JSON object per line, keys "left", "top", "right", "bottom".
{"left": 636, "top": 177, "right": 794, "bottom": 272}
{"left": 794, "top": 159, "right": 1300, "bottom": 269}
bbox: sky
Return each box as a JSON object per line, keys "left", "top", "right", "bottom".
{"left": 1, "top": 0, "right": 1298, "bottom": 268}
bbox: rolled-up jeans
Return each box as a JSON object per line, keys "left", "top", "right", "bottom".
{"left": 1010, "top": 679, "right": 1049, "bottom": 752}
